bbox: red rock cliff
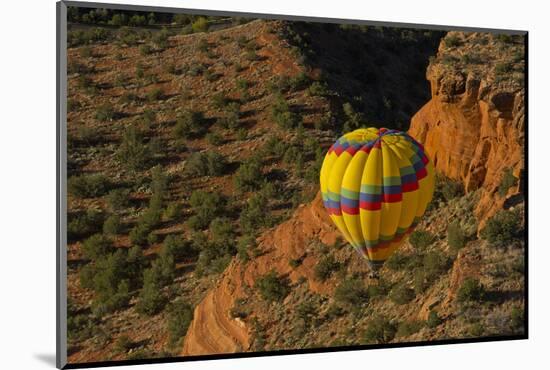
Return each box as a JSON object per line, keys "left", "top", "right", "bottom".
{"left": 408, "top": 31, "right": 525, "bottom": 226}
{"left": 182, "top": 193, "right": 340, "bottom": 355}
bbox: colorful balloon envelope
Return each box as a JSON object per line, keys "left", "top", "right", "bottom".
{"left": 320, "top": 128, "right": 435, "bottom": 270}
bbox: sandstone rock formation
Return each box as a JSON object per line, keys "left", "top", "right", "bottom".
{"left": 408, "top": 31, "right": 525, "bottom": 227}
{"left": 182, "top": 193, "right": 340, "bottom": 355}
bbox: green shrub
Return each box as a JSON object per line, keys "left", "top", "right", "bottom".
{"left": 334, "top": 278, "right": 368, "bottom": 306}
{"left": 68, "top": 174, "right": 110, "bottom": 198}
{"left": 67, "top": 99, "right": 81, "bottom": 112}
{"left": 342, "top": 103, "right": 364, "bottom": 131}
{"left": 172, "top": 110, "right": 206, "bottom": 139}
{"left": 191, "top": 17, "right": 209, "bottom": 33}
{"left": 139, "top": 44, "right": 153, "bottom": 55}
{"left": 82, "top": 249, "right": 139, "bottom": 314}
{"left": 146, "top": 88, "right": 163, "bottom": 102}
{"left": 150, "top": 165, "right": 169, "bottom": 195}
{"left": 245, "top": 50, "right": 260, "bottom": 61}
{"left": 211, "top": 92, "right": 229, "bottom": 109}
{"left": 236, "top": 78, "right": 249, "bottom": 91}
{"left": 283, "top": 146, "right": 301, "bottom": 165}
{"left": 386, "top": 252, "right": 409, "bottom": 271}
{"left": 510, "top": 306, "right": 524, "bottom": 330}
{"left": 188, "top": 191, "right": 225, "bottom": 230}
{"left": 496, "top": 34, "right": 515, "bottom": 43}
{"left": 236, "top": 128, "right": 247, "bottom": 140}
{"left": 296, "top": 300, "right": 317, "bottom": 326}
{"left": 68, "top": 209, "right": 104, "bottom": 240}
{"left": 91, "top": 280, "right": 130, "bottom": 316}
{"left": 498, "top": 168, "right": 517, "bottom": 197}
{"left": 197, "top": 38, "right": 209, "bottom": 53}
{"left": 255, "top": 270, "right": 291, "bottom": 302}
{"left": 116, "top": 126, "right": 151, "bottom": 172}
{"left": 495, "top": 62, "right": 513, "bottom": 76}
{"left": 151, "top": 248, "right": 176, "bottom": 286}
{"left": 147, "top": 232, "right": 159, "bottom": 245}
{"left": 237, "top": 235, "right": 257, "bottom": 262}
{"left": 205, "top": 132, "right": 223, "bottom": 146}
{"left": 118, "top": 91, "right": 138, "bottom": 105}
{"left": 210, "top": 217, "right": 236, "bottom": 249}
{"left": 82, "top": 234, "right": 113, "bottom": 261}
{"left": 444, "top": 34, "right": 461, "bottom": 47}
{"left": 234, "top": 157, "right": 263, "bottom": 192}
{"left": 263, "top": 135, "right": 289, "bottom": 158}
{"left": 195, "top": 248, "right": 232, "bottom": 277}
{"left": 205, "top": 69, "right": 220, "bottom": 82}
{"left": 468, "top": 322, "right": 485, "bottom": 337}
{"left": 136, "top": 267, "right": 167, "bottom": 316}
{"left": 289, "top": 258, "right": 301, "bottom": 268}
{"left": 152, "top": 29, "right": 169, "bottom": 49}
{"left": 423, "top": 250, "right": 449, "bottom": 280}
{"left": 413, "top": 269, "right": 428, "bottom": 295}
{"left": 164, "top": 62, "right": 178, "bottom": 75}
{"left": 138, "top": 203, "right": 163, "bottom": 232}
{"left": 163, "top": 234, "right": 197, "bottom": 260}
{"left": 314, "top": 255, "right": 341, "bottom": 281}
{"left": 135, "top": 64, "right": 145, "bottom": 79}
{"left": 167, "top": 300, "right": 193, "bottom": 346}
{"left": 396, "top": 320, "right": 424, "bottom": 337}
{"left": 438, "top": 176, "right": 464, "bottom": 201}
{"left": 163, "top": 202, "right": 183, "bottom": 221}
{"left": 367, "top": 283, "right": 388, "bottom": 299}
{"left": 307, "top": 81, "right": 329, "bottom": 96}
{"left": 363, "top": 316, "right": 396, "bottom": 344}
{"left": 129, "top": 14, "right": 147, "bottom": 27}
{"left": 187, "top": 62, "right": 205, "bottom": 76}
{"left": 77, "top": 75, "right": 94, "bottom": 91}
{"left": 67, "top": 311, "right": 98, "bottom": 341}
{"left": 74, "top": 126, "right": 100, "bottom": 145}
{"left": 447, "top": 221, "right": 467, "bottom": 251}
{"left": 103, "top": 214, "right": 122, "bottom": 235}
{"left": 389, "top": 284, "right": 415, "bottom": 305}
{"left": 239, "top": 193, "right": 273, "bottom": 233}
{"left": 114, "top": 335, "right": 133, "bottom": 353}
{"left": 271, "top": 95, "right": 301, "bottom": 129}
{"left": 457, "top": 278, "right": 485, "bottom": 303}
{"left": 427, "top": 309, "right": 443, "bottom": 328}
{"left": 129, "top": 223, "right": 150, "bottom": 246}
{"left": 218, "top": 103, "right": 241, "bottom": 129}
{"left": 185, "top": 151, "right": 227, "bottom": 177}
{"left": 409, "top": 230, "right": 435, "bottom": 249}
{"left": 289, "top": 72, "right": 310, "bottom": 91}
{"left": 95, "top": 103, "right": 116, "bottom": 122}
{"left": 481, "top": 209, "right": 523, "bottom": 248}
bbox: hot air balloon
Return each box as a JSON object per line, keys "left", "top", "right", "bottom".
{"left": 320, "top": 127, "right": 435, "bottom": 272}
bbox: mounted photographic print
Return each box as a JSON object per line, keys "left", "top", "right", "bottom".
{"left": 56, "top": 1, "right": 527, "bottom": 368}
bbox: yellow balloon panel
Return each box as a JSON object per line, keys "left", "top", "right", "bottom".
{"left": 320, "top": 128, "right": 435, "bottom": 268}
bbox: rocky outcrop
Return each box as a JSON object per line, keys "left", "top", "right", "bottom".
{"left": 182, "top": 193, "right": 340, "bottom": 355}
{"left": 409, "top": 32, "right": 525, "bottom": 227}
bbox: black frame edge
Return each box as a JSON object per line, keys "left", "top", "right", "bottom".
{"left": 58, "top": 2, "right": 529, "bottom": 368}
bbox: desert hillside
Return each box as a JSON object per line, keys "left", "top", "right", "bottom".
{"left": 181, "top": 31, "right": 525, "bottom": 356}
{"left": 66, "top": 10, "right": 449, "bottom": 363}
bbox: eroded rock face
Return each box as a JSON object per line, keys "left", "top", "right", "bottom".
{"left": 409, "top": 32, "right": 525, "bottom": 227}
{"left": 182, "top": 193, "right": 340, "bottom": 356}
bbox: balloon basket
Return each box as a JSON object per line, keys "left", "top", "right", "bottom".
{"left": 367, "top": 271, "right": 380, "bottom": 280}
